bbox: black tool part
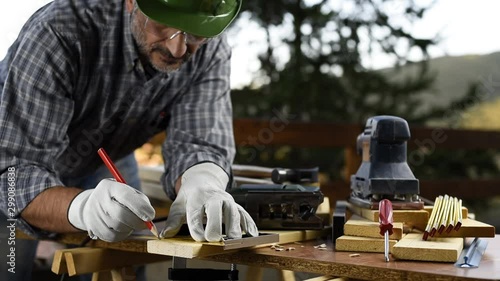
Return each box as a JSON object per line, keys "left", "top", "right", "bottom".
{"left": 168, "top": 269, "right": 238, "bottom": 280}
{"left": 230, "top": 184, "right": 324, "bottom": 229}
{"left": 332, "top": 200, "right": 348, "bottom": 244}
{"left": 350, "top": 116, "right": 421, "bottom": 207}
{"left": 271, "top": 167, "right": 319, "bottom": 184}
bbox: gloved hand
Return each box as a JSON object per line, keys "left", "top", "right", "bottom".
{"left": 68, "top": 179, "right": 155, "bottom": 242}
{"left": 160, "top": 163, "right": 259, "bottom": 242}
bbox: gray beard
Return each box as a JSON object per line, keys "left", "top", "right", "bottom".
{"left": 130, "top": 12, "right": 191, "bottom": 74}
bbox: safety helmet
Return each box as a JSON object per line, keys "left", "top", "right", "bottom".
{"left": 135, "top": 0, "right": 242, "bottom": 38}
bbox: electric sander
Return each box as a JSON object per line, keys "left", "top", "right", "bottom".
{"left": 349, "top": 115, "right": 424, "bottom": 210}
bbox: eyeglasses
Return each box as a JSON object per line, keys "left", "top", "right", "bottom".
{"left": 143, "top": 18, "right": 209, "bottom": 45}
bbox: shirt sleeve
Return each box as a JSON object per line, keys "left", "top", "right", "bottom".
{"left": 0, "top": 22, "right": 76, "bottom": 238}
{"left": 161, "top": 36, "right": 236, "bottom": 200}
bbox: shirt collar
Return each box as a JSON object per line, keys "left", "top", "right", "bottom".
{"left": 122, "top": 2, "right": 140, "bottom": 72}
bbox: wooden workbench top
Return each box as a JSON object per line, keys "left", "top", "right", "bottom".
{"left": 200, "top": 235, "right": 500, "bottom": 281}
{"left": 19, "top": 230, "right": 500, "bottom": 280}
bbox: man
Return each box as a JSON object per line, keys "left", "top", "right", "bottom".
{"left": 0, "top": 0, "right": 258, "bottom": 279}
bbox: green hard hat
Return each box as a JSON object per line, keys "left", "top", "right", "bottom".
{"left": 136, "top": 0, "right": 242, "bottom": 38}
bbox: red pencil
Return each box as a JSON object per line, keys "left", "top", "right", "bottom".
{"left": 97, "top": 148, "right": 159, "bottom": 238}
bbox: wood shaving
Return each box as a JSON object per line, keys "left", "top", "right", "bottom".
{"left": 271, "top": 244, "right": 286, "bottom": 251}
{"left": 286, "top": 247, "right": 296, "bottom": 251}
{"left": 314, "top": 243, "right": 327, "bottom": 249}
{"left": 318, "top": 247, "right": 328, "bottom": 250}
{"left": 349, "top": 253, "right": 361, "bottom": 257}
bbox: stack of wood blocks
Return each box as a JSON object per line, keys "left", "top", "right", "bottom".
{"left": 335, "top": 201, "right": 496, "bottom": 262}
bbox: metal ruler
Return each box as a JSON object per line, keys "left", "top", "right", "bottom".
{"left": 455, "top": 238, "right": 488, "bottom": 268}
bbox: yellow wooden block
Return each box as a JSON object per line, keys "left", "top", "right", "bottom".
{"left": 348, "top": 204, "right": 429, "bottom": 230}
{"left": 392, "top": 233, "right": 463, "bottom": 262}
{"left": 344, "top": 219, "right": 403, "bottom": 240}
{"left": 432, "top": 218, "right": 496, "bottom": 238}
{"left": 335, "top": 235, "right": 397, "bottom": 253}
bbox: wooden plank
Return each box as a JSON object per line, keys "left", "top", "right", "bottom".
{"left": 344, "top": 219, "right": 403, "bottom": 240}
{"left": 392, "top": 233, "right": 463, "bottom": 262}
{"left": 147, "top": 236, "right": 222, "bottom": 258}
{"left": 91, "top": 271, "right": 112, "bottom": 281}
{"left": 335, "top": 235, "right": 397, "bottom": 253}
{"left": 245, "top": 266, "right": 263, "bottom": 281}
{"left": 280, "top": 270, "right": 296, "bottom": 281}
{"left": 203, "top": 236, "right": 500, "bottom": 281}
{"left": 432, "top": 219, "right": 495, "bottom": 238}
{"left": 271, "top": 229, "right": 331, "bottom": 245}
{"left": 304, "top": 277, "right": 346, "bottom": 281}
{"left": 154, "top": 120, "right": 500, "bottom": 150}
{"left": 233, "top": 119, "right": 361, "bottom": 148}
{"left": 348, "top": 204, "right": 429, "bottom": 230}
{"left": 60, "top": 248, "right": 169, "bottom": 276}
{"left": 147, "top": 229, "right": 327, "bottom": 258}
{"left": 51, "top": 249, "right": 68, "bottom": 274}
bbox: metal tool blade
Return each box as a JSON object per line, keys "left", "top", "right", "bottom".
{"left": 455, "top": 238, "right": 488, "bottom": 268}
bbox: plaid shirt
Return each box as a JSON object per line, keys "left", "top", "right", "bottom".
{"left": 0, "top": 0, "right": 235, "bottom": 237}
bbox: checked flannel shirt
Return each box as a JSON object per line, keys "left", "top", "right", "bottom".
{"left": 0, "top": 0, "right": 235, "bottom": 237}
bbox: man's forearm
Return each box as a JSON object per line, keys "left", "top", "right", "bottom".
{"left": 21, "top": 186, "right": 83, "bottom": 233}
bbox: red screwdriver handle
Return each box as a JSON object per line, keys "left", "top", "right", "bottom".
{"left": 379, "top": 199, "right": 394, "bottom": 236}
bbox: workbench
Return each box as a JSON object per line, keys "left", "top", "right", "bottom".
{"left": 25, "top": 230, "right": 500, "bottom": 281}
{"left": 201, "top": 236, "right": 500, "bottom": 281}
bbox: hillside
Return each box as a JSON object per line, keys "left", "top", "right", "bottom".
{"left": 381, "top": 51, "right": 500, "bottom": 109}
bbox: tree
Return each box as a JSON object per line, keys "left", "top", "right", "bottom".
{"left": 231, "top": 0, "right": 438, "bottom": 123}
{"left": 229, "top": 0, "right": 498, "bottom": 182}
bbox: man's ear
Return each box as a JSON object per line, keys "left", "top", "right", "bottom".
{"left": 125, "top": 0, "right": 134, "bottom": 13}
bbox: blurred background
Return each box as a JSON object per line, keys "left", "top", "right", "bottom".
{"left": 2, "top": 1, "right": 500, "bottom": 280}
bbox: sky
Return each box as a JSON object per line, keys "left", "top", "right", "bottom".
{"left": 1, "top": 0, "right": 499, "bottom": 88}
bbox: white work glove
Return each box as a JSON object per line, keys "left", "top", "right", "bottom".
{"left": 68, "top": 179, "right": 155, "bottom": 242}
{"left": 160, "top": 163, "right": 259, "bottom": 242}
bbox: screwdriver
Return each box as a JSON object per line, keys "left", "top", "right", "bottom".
{"left": 379, "top": 199, "right": 394, "bottom": 262}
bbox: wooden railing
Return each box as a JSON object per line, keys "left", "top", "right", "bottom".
{"left": 232, "top": 119, "right": 500, "bottom": 202}
{"left": 149, "top": 118, "right": 500, "bottom": 202}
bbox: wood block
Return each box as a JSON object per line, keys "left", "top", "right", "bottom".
{"left": 51, "top": 249, "right": 69, "bottom": 274}
{"left": 344, "top": 219, "right": 403, "bottom": 240}
{"left": 392, "top": 233, "right": 463, "bottom": 262}
{"left": 316, "top": 197, "right": 331, "bottom": 223}
{"left": 335, "top": 235, "right": 397, "bottom": 253}
{"left": 432, "top": 218, "right": 495, "bottom": 238}
{"left": 348, "top": 204, "right": 428, "bottom": 230}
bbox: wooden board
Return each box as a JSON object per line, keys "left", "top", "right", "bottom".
{"left": 147, "top": 229, "right": 329, "bottom": 258}
{"left": 204, "top": 236, "right": 500, "bottom": 281}
{"left": 344, "top": 218, "right": 403, "bottom": 240}
{"left": 431, "top": 218, "right": 495, "bottom": 238}
{"left": 53, "top": 248, "right": 169, "bottom": 276}
{"left": 19, "top": 227, "right": 327, "bottom": 259}
{"left": 392, "top": 233, "right": 463, "bottom": 262}
{"left": 335, "top": 235, "right": 397, "bottom": 253}
{"left": 348, "top": 204, "right": 429, "bottom": 230}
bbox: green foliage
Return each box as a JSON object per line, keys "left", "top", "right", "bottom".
{"left": 230, "top": 0, "right": 500, "bottom": 184}
{"left": 233, "top": 0, "right": 441, "bottom": 123}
